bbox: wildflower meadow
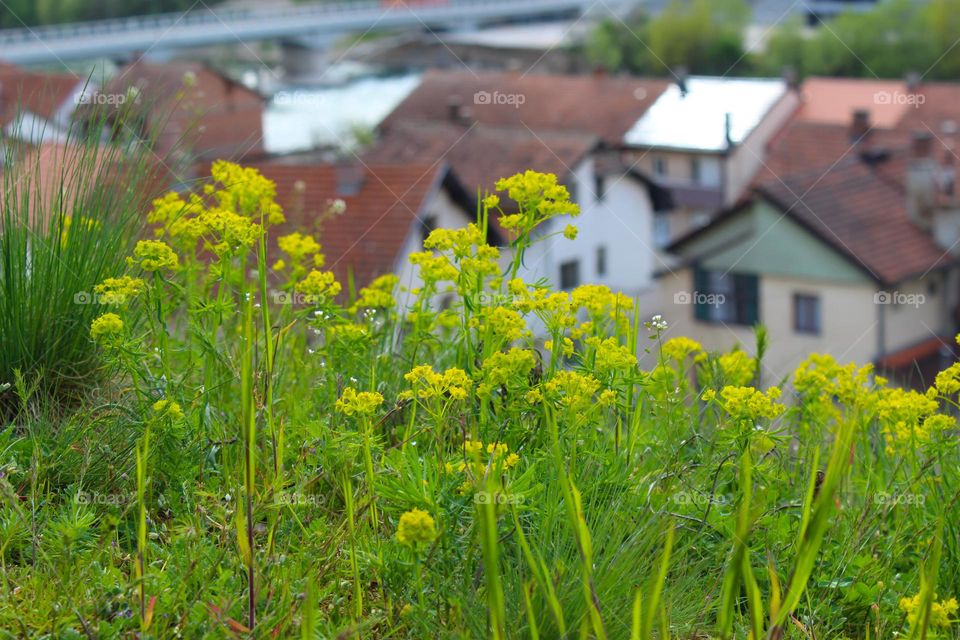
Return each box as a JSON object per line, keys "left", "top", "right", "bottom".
{"left": 1, "top": 160, "right": 959, "bottom": 639}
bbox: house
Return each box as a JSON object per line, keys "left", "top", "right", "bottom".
{"left": 0, "top": 63, "right": 85, "bottom": 147}
{"left": 367, "top": 70, "right": 673, "bottom": 303}
{"left": 244, "top": 159, "right": 494, "bottom": 305}
{"left": 620, "top": 75, "right": 800, "bottom": 246}
{"left": 657, "top": 77, "right": 960, "bottom": 386}
{"left": 92, "top": 60, "right": 265, "bottom": 165}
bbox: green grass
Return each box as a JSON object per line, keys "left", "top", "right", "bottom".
{"left": 0, "top": 165, "right": 957, "bottom": 639}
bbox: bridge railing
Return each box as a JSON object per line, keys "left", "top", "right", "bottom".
{"left": 0, "top": 0, "right": 563, "bottom": 46}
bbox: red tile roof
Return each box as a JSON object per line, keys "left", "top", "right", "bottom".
{"left": 98, "top": 61, "right": 265, "bottom": 162}
{"left": 754, "top": 147, "right": 954, "bottom": 285}
{"left": 0, "top": 63, "right": 79, "bottom": 125}
{"left": 366, "top": 119, "right": 597, "bottom": 197}
{"left": 379, "top": 69, "right": 670, "bottom": 144}
{"left": 245, "top": 160, "right": 461, "bottom": 288}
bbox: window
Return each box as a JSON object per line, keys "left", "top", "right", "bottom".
{"left": 559, "top": 260, "right": 580, "bottom": 290}
{"left": 594, "top": 174, "right": 606, "bottom": 202}
{"left": 596, "top": 246, "right": 607, "bottom": 276}
{"left": 653, "top": 214, "right": 671, "bottom": 247}
{"left": 690, "top": 157, "right": 701, "bottom": 184}
{"left": 693, "top": 267, "right": 759, "bottom": 326}
{"left": 653, "top": 156, "right": 667, "bottom": 177}
{"left": 793, "top": 293, "right": 821, "bottom": 335}
{"left": 420, "top": 215, "right": 437, "bottom": 246}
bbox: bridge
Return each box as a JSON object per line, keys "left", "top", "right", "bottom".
{"left": 0, "top": 0, "right": 610, "bottom": 66}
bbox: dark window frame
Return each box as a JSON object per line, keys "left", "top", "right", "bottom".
{"left": 793, "top": 293, "right": 821, "bottom": 335}
{"left": 559, "top": 260, "right": 580, "bottom": 290}
{"left": 693, "top": 266, "right": 760, "bottom": 326}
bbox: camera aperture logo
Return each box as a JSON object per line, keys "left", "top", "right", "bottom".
{"left": 474, "top": 90, "right": 526, "bottom": 108}
{"left": 873, "top": 90, "right": 925, "bottom": 108}
{"left": 674, "top": 290, "right": 725, "bottom": 307}
{"left": 874, "top": 290, "right": 925, "bottom": 308}
{"left": 473, "top": 491, "right": 524, "bottom": 505}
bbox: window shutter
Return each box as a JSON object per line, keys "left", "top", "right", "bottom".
{"left": 736, "top": 273, "right": 760, "bottom": 325}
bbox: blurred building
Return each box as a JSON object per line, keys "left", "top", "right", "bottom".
{"left": 658, "top": 77, "right": 960, "bottom": 387}
{"left": 90, "top": 60, "right": 265, "bottom": 165}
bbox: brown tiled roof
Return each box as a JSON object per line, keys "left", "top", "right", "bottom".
{"left": 755, "top": 148, "right": 954, "bottom": 285}
{"left": 366, "top": 119, "right": 597, "bottom": 196}
{"left": 0, "top": 63, "right": 79, "bottom": 125}
{"left": 245, "top": 160, "right": 458, "bottom": 288}
{"left": 379, "top": 69, "right": 670, "bottom": 144}
{"left": 98, "top": 61, "right": 265, "bottom": 161}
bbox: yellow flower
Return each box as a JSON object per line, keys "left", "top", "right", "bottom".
{"left": 661, "top": 337, "right": 703, "bottom": 363}
{"left": 152, "top": 399, "right": 183, "bottom": 420}
{"left": 563, "top": 224, "right": 578, "bottom": 240}
{"left": 934, "top": 362, "right": 960, "bottom": 396}
{"left": 128, "top": 240, "right": 179, "bottom": 272}
{"left": 494, "top": 171, "right": 580, "bottom": 237}
{"left": 716, "top": 350, "right": 756, "bottom": 386}
{"left": 296, "top": 269, "right": 342, "bottom": 302}
{"left": 482, "top": 194, "right": 500, "bottom": 209}
{"left": 900, "top": 593, "right": 958, "bottom": 628}
{"left": 585, "top": 336, "right": 637, "bottom": 376}
{"left": 477, "top": 348, "right": 536, "bottom": 398}
{"left": 479, "top": 306, "right": 529, "bottom": 343}
{"left": 335, "top": 387, "right": 384, "bottom": 416}
{"left": 90, "top": 313, "right": 124, "bottom": 342}
{"left": 396, "top": 508, "right": 437, "bottom": 548}
{"left": 543, "top": 370, "right": 601, "bottom": 411}
{"left": 350, "top": 274, "right": 399, "bottom": 313}
{"left": 715, "top": 386, "right": 784, "bottom": 422}
{"left": 404, "top": 365, "right": 473, "bottom": 401}
{"left": 94, "top": 276, "right": 146, "bottom": 306}
{"left": 209, "top": 160, "right": 285, "bottom": 224}
{"left": 409, "top": 251, "right": 458, "bottom": 284}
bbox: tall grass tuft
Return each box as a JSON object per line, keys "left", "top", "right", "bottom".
{"left": 0, "top": 91, "right": 174, "bottom": 416}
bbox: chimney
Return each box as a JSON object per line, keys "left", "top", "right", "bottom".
{"left": 674, "top": 66, "right": 689, "bottom": 96}
{"left": 447, "top": 95, "right": 471, "bottom": 125}
{"left": 850, "top": 109, "right": 870, "bottom": 143}
{"left": 907, "top": 130, "right": 938, "bottom": 227}
{"left": 335, "top": 162, "right": 365, "bottom": 196}
{"left": 906, "top": 70, "right": 921, "bottom": 93}
{"left": 781, "top": 66, "right": 799, "bottom": 91}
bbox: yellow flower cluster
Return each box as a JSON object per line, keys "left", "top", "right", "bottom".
{"left": 409, "top": 251, "right": 458, "bottom": 285}
{"left": 495, "top": 171, "right": 580, "bottom": 236}
{"left": 660, "top": 337, "right": 703, "bottom": 363}
{"left": 543, "top": 370, "right": 601, "bottom": 412}
{"left": 716, "top": 350, "right": 756, "bottom": 386}
{"left": 152, "top": 399, "right": 183, "bottom": 420}
{"left": 476, "top": 306, "right": 530, "bottom": 343}
{"left": 296, "top": 269, "right": 342, "bottom": 302}
{"left": 396, "top": 508, "right": 437, "bottom": 548}
{"left": 934, "top": 362, "right": 960, "bottom": 396}
{"left": 446, "top": 439, "right": 521, "bottom": 492}
{"left": 585, "top": 336, "right": 637, "bottom": 376}
{"left": 128, "top": 240, "right": 179, "bottom": 272}
{"left": 876, "top": 388, "right": 945, "bottom": 454}
{"left": 209, "top": 160, "right": 285, "bottom": 224}
{"left": 899, "top": 592, "right": 958, "bottom": 628}
{"left": 402, "top": 365, "right": 472, "bottom": 401}
{"left": 705, "top": 386, "right": 784, "bottom": 423}
{"left": 276, "top": 232, "right": 323, "bottom": 277}
{"left": 793, "top": 353, "right": 875, "bottom": 406}
{"left": 94, "top": 276, "right": 146, "bottom": 306}
{"left": 90, "top": 313, "right": 124, "bottom": 342}
{"left": 477, "top": 348, "right": 536, "bottom": 398}
{"left": 571, "top": 284, "right": 633, "bottom": 319}
{"left": 350, "top": 274, "right": 399, "bottom": 313}
{"left": 335, "top": 387, "right": 384, "bottom": 417}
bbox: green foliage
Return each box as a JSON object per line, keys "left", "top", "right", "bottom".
{"left": 585, "top": 0, "right": 750, "bottom": 76}
{"left": 0, "top": 102, "right": 170, "bottom": 416}
{"left": 1, "top": 165, "right": 959, "bottom": 638}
